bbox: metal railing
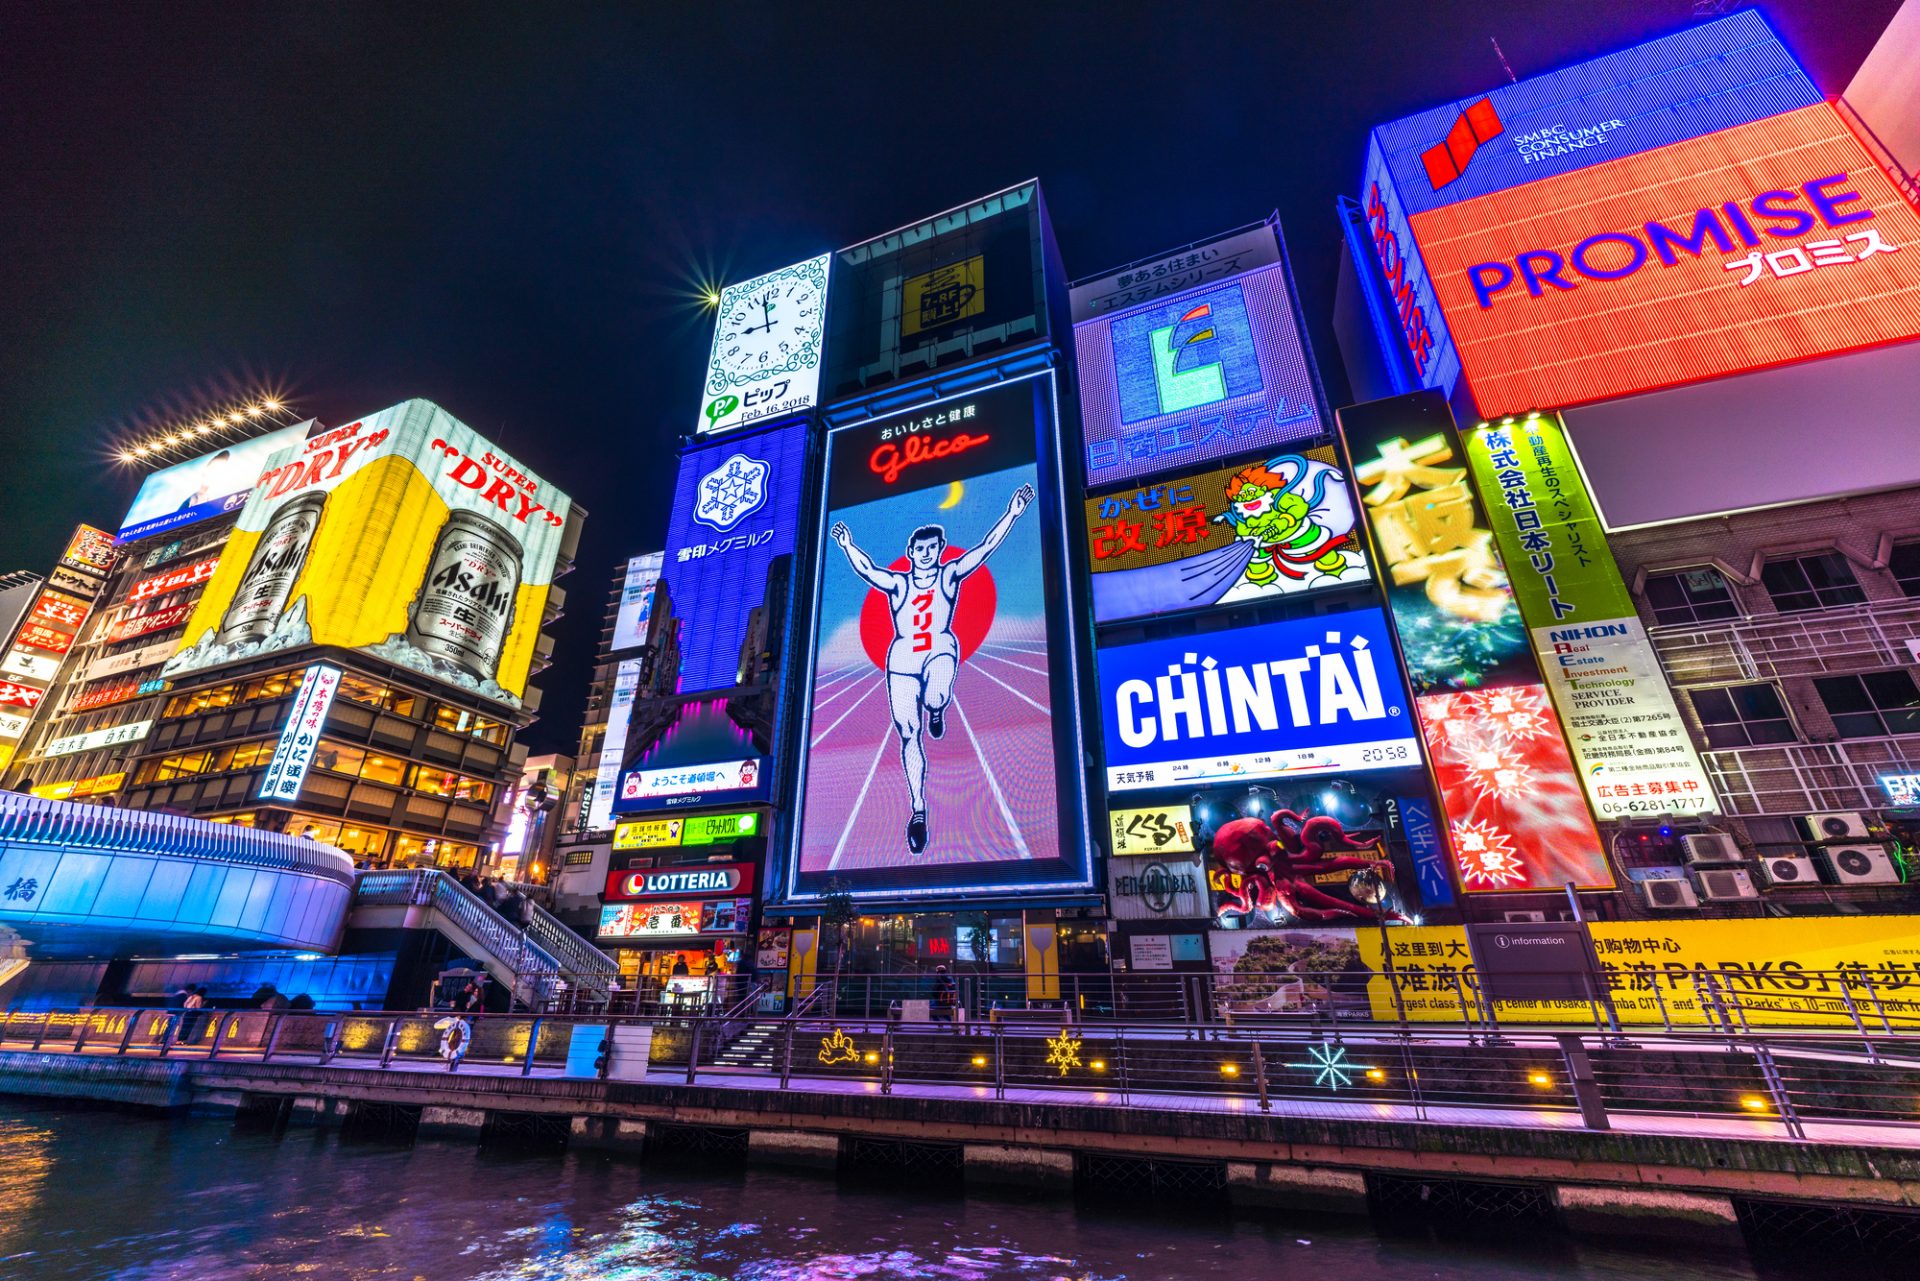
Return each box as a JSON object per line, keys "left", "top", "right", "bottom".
{"left": 1647, "top": 598, "right": 1920, "bottom": 686}
{"left": 1701, "top": 735, "right": 1920, "bottom": 817}
{"left": 0, "top": 792, "right": 356, "bottom": 883}
{"left": 8, "top": 1003, "right": 1920, "bottom": 1143}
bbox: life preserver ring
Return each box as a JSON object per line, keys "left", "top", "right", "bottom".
{"left": 436, "top": 1017, "right": 471, "bottom": 1060}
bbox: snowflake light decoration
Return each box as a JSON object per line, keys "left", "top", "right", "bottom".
{"left": 1451, "top": 817, "right": 1525, "bottom": 888}
{"left": 1283, "top": 1042, "right": 1376, "bottom": 1091}
{"left": 1043, "top": 1030, "right": 1083, "bottom": 1077}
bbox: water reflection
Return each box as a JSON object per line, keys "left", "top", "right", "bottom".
{"left": 0, "top": 1106, "right": 1771, "bottom": 1281}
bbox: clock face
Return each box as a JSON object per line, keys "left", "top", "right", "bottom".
{"left": 715, "top": 277, "right": 823, "bottom": 379}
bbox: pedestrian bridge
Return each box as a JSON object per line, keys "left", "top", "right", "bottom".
{"left": 0, "top": 794, "right": 355, "bottom": 957}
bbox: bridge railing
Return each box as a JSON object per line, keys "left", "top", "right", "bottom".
{"left": 0, "top": 792, "right": 354, "bottom": 883}
{"left": 8, "top": 1003, "right": 1920, "bottom": 1142}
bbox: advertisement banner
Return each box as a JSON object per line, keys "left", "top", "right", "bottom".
{"left": 585, "top": 658, "right": 642, "bottom": 833}
{"left": 681, "top": 811, "right": 759, "bottom": 846}
{"left": 0, "top": 681, "right": 44, "bottom": 712}
{"left": 47, "top": 566, "right": 102, "bottom": 600}
{"left": 1361, "top": 140, "right": 1462, "bottom": 396}
{"left": 1098, "top": 606, "right": 1420, "bottom": 793}
{"left": 1340, "top": 390, "right": 1613, "bottom": 892}
{"left": 1082, "top": 445, "right": 1369, "bottom": 623}
{"left": 1360, "top": 916, "right": 1920, "bottom": 1027}
{"left": 824, "top": 182, "right": 1051, "bottom": 404}
{"left": 696, "top": 254, "right": 829, "bottom": 436}
{"left": 71, "top": 678, "right": 142, "bottom": 712}
{"left": 28, "top": 590, "right": 89, "bottom": 632}
{"left": 258, "top": 664, "right": 342, "bottom": 801}
{"left": 126, "top": 557, "right": 219, "bottom": 605}
{"left": 1202, "top": 775, "right": 1422, "bottom": 928}
{"left": 659, "top": 421, "right": 805, "bottom": 694}
{"left": 1108, "top": 804, "right": 1196, "bottom": 857}
{"left": 598, "top": 897, "right": 750, "bottom": 940}
{"left": 615, "top": 697, "right": 768, "bottom": 814}
{"left": 82, "top": 640, "right": 178, "bottom": 681}
{"left": 162, "top": 401, "right": 571, "bottom": 709}
{"left": 1070, "top": 223, "right": 1282, "bottom": 323}
{"left": 613, "top": 816, "right": 683, "bottom": 850}
{"left": 1074, "top": 257, "right": 1325, "bottom": 486}
{"left": 605, "top": 862, "right": 755, "bottom": 902}
{"left": 44, "top": 720, "right": 152, "bottom": 758}
{"left": 789, "top": 372, "right": 1091, "bottom": 902}
{"left": 60, "top": 524, "right": 116, "bottom": 575}
{"left": 105, "top": 602, "right": 196, "bottom": 644}
{"left": 0, "top": 650, "right": 60, "bottom": 682}
{"left": 1462, "top": 413, "right": 1716, "bottom": 818}
{"left": 1412, "top": 103, "right": 1920, "bottom": 417}
{"left": 115, "top": 425, "right": 310, "bottom": 543}
{"left": 609, "top": 553, "right": 664, "bottom": 653}
{"left": 16, "top": 622, "right": 75, "bottom": 656}
{"left": 1107, "top": 853, "right": 1209, "bottom": 921}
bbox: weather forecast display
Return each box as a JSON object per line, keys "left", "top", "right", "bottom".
{"left": 1081, "top": 445, "right": 1370, "bottom": 624}
{"left": 789, "top": 373, "right": 1092, "bottom": 902}
{"left": 1074, "top": 258, "right": 1325, "bottom": 487}
{"left": 659, "top": 420, "right": 806, "bottom": 694}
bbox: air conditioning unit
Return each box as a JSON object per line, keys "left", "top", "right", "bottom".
{"left": 1756, "top": 855, "right": 1820, "bottom": 888}
{"left": 1821, "top": 844, "right": 1903, "bottom": 886}
{"left": 1695, "top": 867, "right": 1761, "bottom": 901}
{"left": 1803, "top": 811, "right": 1872, "bottom": 842}
{"left": 1641, "top": 876, "right": 1699, "bottom": 910}
{"left": 1503, "top": 910, "right": 1548, "bottom": 923}
{"left": 1681, "top": 832, "right": 1742, "bottom": 864}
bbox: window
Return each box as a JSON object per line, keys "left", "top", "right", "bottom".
{"left": 1689, "top": 684, "right": 1797, "bottom": 749}
{"left": 358, "top": 752, "right": 406, "bottom": 786}
{"left": 1761, "top": 552, "right": 1866, "bottom": 613}
{"left": 1891, "top": 541, "right": 1920, "bottom": 599}
{"left": 433, "top": 704, "right": 508, "bottom": 744}
{"left": 1642, "top": 568, "right": 1739, "bottom": 626}
{"left": 227, "top": 740, "right": 277, "bottom": 771}
{"left": 311, "top": 741, "right": 366, "bottom": 777}
{"left": 239, "top": 672, "right": 299, "bottom": 703}
{"left": 285, "top": 814, "right": 391, "bottom": 860}
{"left": 409, "top": 766, "right": 495, "bottom": 804}
{"left": 165, "top": 684, "right": 238, "bottom": 718}
{"left": 1814, "top": 671, "right": 1920, "bottom": 739}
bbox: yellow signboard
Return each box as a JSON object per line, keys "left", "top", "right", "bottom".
{"left": 1108, "top": 805, "right": 1195, "bottom": 856}
{"left": 902, "top": 255, "right": 985, "bottom": 336}
{"left": 613, "top": 818, "right": 683, "bottom": 851}
{"left": 1359, "top": 915, "right": 1920, "bottom": 1027}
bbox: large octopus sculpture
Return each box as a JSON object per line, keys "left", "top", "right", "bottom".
{"left": 1211, "top": 812, "right": 1407, "bottom": 925}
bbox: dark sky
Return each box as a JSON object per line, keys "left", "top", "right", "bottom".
{"left": 0, "top": 0, "right": 1897, "bottom": 753}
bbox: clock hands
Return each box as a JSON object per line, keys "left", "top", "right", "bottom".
{"left": 740, "top": 292, "right": 779, "bottom": 336}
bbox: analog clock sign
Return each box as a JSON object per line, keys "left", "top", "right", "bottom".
{"left": 698, "top": 253, "right": 830, "bottom": 436}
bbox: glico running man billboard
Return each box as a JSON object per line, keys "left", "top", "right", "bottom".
{"left": 1098, "top": 607, "right": 1421, "bottom": 794}
{"left": 788, "top": 372, "right": 1092, "bottom": 902}
{"left": 1073, "top": 250, "right": 1326, "bottom": 487}
{"left": 163, "top": 400, "right": 572, "bottom": 710}
{"left": 1081, "top": 444, "right": 1369, "bottom": 624}
{"left": 658, "top": 420, "right": 805, "bottom": 694}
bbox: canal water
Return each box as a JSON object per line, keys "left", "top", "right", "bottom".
{"left": 0, "top": 1104, "right": 1799, "bottom": 1280}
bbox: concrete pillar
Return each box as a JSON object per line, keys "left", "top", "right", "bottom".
{"left": 749, "top": 1129, "right": 840, "bottom": 1170}
{"left": 1555, "top": 1185, "right": 1744, "bottom": 1247}
{"left": 1226, "top": 1162, "right": 1369, "bottom": 1216}
{"left": 418, "top": 1105, "right": 488, "bottom": 1137}
{"left": 289, "top": 1096, "right": 344, "bottom": 1126}
{"left": 193, "top": 1089, "right": 247, "bottom": 1111}
{"left": 963, "top": 1143, "right": 1073, "bottom": 1192}
{"left": 570, "top": 1116, "right": 648, "bottom": 1152}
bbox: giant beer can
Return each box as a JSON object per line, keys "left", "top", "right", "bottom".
{"left": 218, "top": 491, "right": 326, "bottom": 645}
{"left": 406, "top": 510, "right": 523, "bottom": 680}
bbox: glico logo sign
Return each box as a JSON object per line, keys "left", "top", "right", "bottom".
{"left": 1466, "top": 172, "right": 1885, "bottom": 311}
{"left": 1110, "top": 282, "right": 1263, "bottom": 424}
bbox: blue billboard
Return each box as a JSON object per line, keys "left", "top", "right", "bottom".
{"left": 1098, "top": 606, "right": 1421, "bottom": 793}
{"left": 659, "top": 419, "right": 806, "bottom": 694}
{"left": 1359, "top": 137, "right": 1462, "bottom": 397}
{"left": 614, "top": 697, "right": 770, "bottom": 814}
{"left": 1074, "top": 255, "right": 1326, "bottom": 487}
{"left": 115, "top": 425, "right": 310, "bottom": 543}
{"left": 1371, "top": 11, "right": 1819, "bottom": 219}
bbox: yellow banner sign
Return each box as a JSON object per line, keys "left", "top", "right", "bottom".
{"left": 1109, "top": 805, "right": 1195, "bottom": 856}
{"left": 613, "top": 818, "right": 683, "bottom": 850}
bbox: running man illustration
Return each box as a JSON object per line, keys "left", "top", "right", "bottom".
{"left": 829, "top": 483, "right": 1034, "bottom": 854}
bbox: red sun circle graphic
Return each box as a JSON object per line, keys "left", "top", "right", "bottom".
{"left": 857, "top": 547, "right": 997, "bottom": 671}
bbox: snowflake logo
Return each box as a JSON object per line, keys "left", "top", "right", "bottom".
{"left": 694, "top": 453, "right": 771, "bottom": 532}
{"left": 1452, "top": 817, "right": 1525, "bottom": 887}
{"left": 1044, "top": 1030, "right": 1083, "bottom": 1077}
{"left": 817, "top": 1028, "right": 860, "bottom": 1066}
{"left": 1284, "top": 1042, "right": 1375, "bottom": 1091}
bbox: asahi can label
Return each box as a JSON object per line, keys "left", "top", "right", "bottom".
{"left": 219, "top": 491, "right": 325, "bottom": 645}
{"left": 405, "top": 510, "right": 523, "bottom": 679}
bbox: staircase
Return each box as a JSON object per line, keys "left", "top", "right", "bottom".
{"left": 712, "top": 1021, "right": 782, "bottom": 1071}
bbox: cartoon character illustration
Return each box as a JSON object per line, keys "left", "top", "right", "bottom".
{"left": 1211, "top": 813, "right": 1405, "bottom": 925}
{"left": 1216, "top": 455, "right": 1358, "bottom": 588}
{"left": 830, "top": 483, "right": 1034, "bottom": 854}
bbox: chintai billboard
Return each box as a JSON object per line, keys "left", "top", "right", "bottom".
{"left": 786, "top": 371, "right": 1092, "bottom": 902}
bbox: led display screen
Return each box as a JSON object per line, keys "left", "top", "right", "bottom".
{"left": 789, "top": 372, "right": 1091, "bottom": 902}
{"left": 1411, "top": 104, "right": 1920, "bottom": 418}
{"left": 584, "top": 658, "right": 641, "bottom": 832}
{"left": 824, "top": 183, "right": 1051, "bottom": 403}
{"left": 162, "top": 401, "right": 572, "bottom": 710}
{"left": 1074, "top": 257, "right": 1325, "bottom": 486}
{"left": 1098, "top": 607, "right": 1421, "bottom": 793}
{"left": 614, "top": 696, "right": 769, "bottom": 814}
{"left": 1081, "top": 444, "right": 1369, "bottom": 624}
{"left": 659, "top": 420, "right": 805, "bottom": 694}
{"left": 59, "top": 525, "right": 116, "bottom": 576}
{"left": 1372, "top": 11, "right": 1818, "bottom": 216}
{"left": 1339, "top": 390, "right": 1613, "bottom": 892}
{"left": 1461, "top": 413, "right": 1715, "bottom": 819}
{"left": 1362, "top": 139, "right": 1462, "bottom": 396}
{"left": 598, "top": 897, "right": 750, "bottom": 939}
{"left": 116, "top": 425, "right": 310, "bottom": 543}
{"left": 697, "top": 254, "right": 830, "bottom": 435}
{"left": 609, "top": 553, "right": 664, "bottom": 653}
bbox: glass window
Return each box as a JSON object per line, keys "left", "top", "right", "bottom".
{"left": 338, "top": 675, "right": 389, "bottom": 708}
{"left": 287, "top": 815, "right": 390, "bottom": 859}
{"left": 1814, "top": 671, "right": 1920, "bottom": 739}
{"left": 1761, "top": 552, "right": 1866, "bottom": 614}
{"left": 228, "top": 740, "right": 277, "bottom": 770}
{"left": 309, "top": 741, "right": 364, "bottom": 776}
{"left": 358, "top": 752, "right": 406, "bottom": 786}
{"left": 409, "top": 766, "right": 494, "bottom": 804}
{"left": 1890, "top": 541, "right": 1920, "bottom": 599}
{"left": 165, "top": 684, "right": 238, "bottom": 719}
{"left": 1689, "top": 684, "right": 1797, "bottom": 749}
{"left": 432, "top": 704, "right": 508, "bottom": 744}
{"left": 383, "top": 689, "right": 420, "bottom": 717}
{"left": 147, "top": 750, "right": 217, "bottom": 782}
{"left": 1642, "top": 568, "right": 1739, "bottom": 627}
{"left": 209, "top": 812, "right": 258, "bottom": 827}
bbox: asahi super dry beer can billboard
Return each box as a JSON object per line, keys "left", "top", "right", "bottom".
{"left": 164, "top": 400, "right": 571, "bottom": 709}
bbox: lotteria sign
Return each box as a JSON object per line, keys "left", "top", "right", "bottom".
{"left": 604, "top": 861, "right": 755, "bottom": 902}
{"left": 1097, "top": 606, "right": 1420, "bottom": 792}
{"left": 1412, "top": 104, "right": 1920, "bottom": 416}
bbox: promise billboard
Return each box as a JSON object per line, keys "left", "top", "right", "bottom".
{"left": 1412, "top": 103, "right": 1920, "bottom": 416}
{"left": 788, "top": 372, "right": 1092, "bottom": 902}
{"left": 163, "top": 400, "right": 572, "bottom": 710}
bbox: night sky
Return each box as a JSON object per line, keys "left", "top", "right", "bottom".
{"left": 1, "top": 0, "right": 1898, "bottom": 753}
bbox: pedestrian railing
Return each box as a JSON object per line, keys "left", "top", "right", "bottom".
{"left": 6, "top": 1002, "right": 1920, "bottom": 1143}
